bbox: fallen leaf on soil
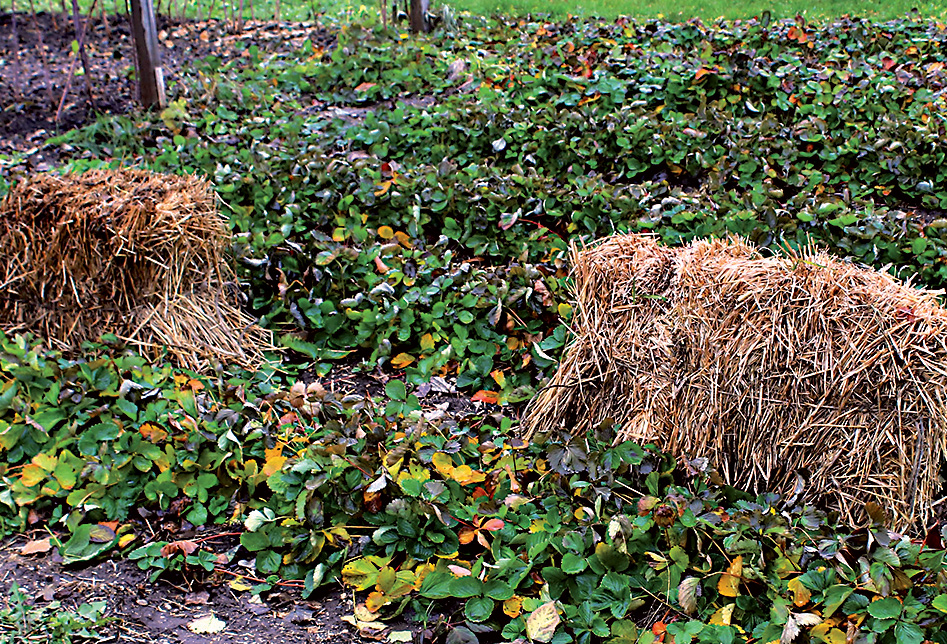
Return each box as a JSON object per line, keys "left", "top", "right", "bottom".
{"left": 389, "top": 631, "right": 413, "bottom": 642}
{"left": 354, "top": 603, "right": 378, "bottom": 622}
{"left": 230, "top": 576, "right": 253, "bottom": 592}
{"left": 20, "top": 537, "right": 53, "bottom": 555}
{"left": 185, "top": 591, "right": 210, "bottom": 605}
{"left": 341, "top": 615, "right": 386, "bottom": 631}
{"left": 188, "top": 614, "right": 226, "bottom": 634}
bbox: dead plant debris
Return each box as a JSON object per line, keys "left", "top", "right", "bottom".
{"left": 0, "top": 168, "right": 274, "bottom": 370}
{"left": 524, "top": 234, "right": 947, "bottom": 530}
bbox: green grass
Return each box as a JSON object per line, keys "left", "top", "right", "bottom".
{"left": 445, "top": 0, "right": 947, "bottom": 21}
{"left": 10, "top": 0, "right": 947, "bottom": 24}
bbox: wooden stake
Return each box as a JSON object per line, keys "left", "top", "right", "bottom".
{"left": 128, "top": 0, "right": 166, "bottom": 108}
{"left": 409, "top": 0, "right": 428, "bottom": 33}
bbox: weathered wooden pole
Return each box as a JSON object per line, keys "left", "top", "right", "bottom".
{"left": 128, "top": 0, "right": 166, "bottom": 108}
{"left": 408, "top": 0, "right": 428, "bottom": 33}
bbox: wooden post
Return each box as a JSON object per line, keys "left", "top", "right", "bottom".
{"left": 128, "top": 0, "right": 166, "bottom": 108}
{"left": 408, "top": 0, "right": 427, "bottom": 32}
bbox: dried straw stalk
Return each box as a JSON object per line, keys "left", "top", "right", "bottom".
{"left": 524, "top": 234, "right": 947, "bottom": 530}
{"left": 0, "top": 169, "right": 275, "bottom": 371}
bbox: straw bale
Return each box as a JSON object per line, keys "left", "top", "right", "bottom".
{"left": 0, "top": 168, "right": 275, "bottom": 371}
{"left": 523, "top": 234, "right": 947, "bottom": 530}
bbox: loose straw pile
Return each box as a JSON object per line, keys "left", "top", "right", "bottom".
{"left": 524, "top": 234, "right": 947, "bottom": 530}
{"left": 0, "top": 169, "right": 274, "bottom": 371}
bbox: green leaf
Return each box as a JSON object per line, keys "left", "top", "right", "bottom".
{"left": 867, "top": 597, "right": 902, "bottom": 620}
{"left": 60, "top": 524, "right": 115, "bottom": 563}
{"left": 894, "top": 621, "right": 924, "bottom": 644}
{"left": 595, "top": 542, "right": 630, "bottom": 571}
{"left": 449, "top": 576, "right": 483, "bottom": 598}
{"left": 385, "top": 380, "right": 407, "bottom": 401}
{"left": 465, "top": 596, "right": 494, "bottom": 622}
{"left": 561, "top": 552, "right": 587, "bottom": 574}
{"left": 240, "top": 531, "right": 269, "bottom": 552}
{"left": 821, "top": 585, "right": 853, "bottom": 618}
{"left": 483, "top": 579, "right": 514, "bottom": 601}
{"left": 932, "top": 594, "right": 947, "bottom": 613}
{"left": 446, "top": 626, "right": 479, "bottom": 644}
{"left": 420, "top": 571, "right": 453, "bottom": 599}
{"left": 256, "top": 550, "right": 281, "bottom": 574}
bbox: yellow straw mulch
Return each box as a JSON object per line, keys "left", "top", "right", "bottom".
{"left": 0, "top": 168, "right": 274, "bottom": 371}
{"left": 523, "top": 234, "right": 947, "bottom": 530}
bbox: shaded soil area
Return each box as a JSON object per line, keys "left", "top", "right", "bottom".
{"left": 1, "top": 530, "right": 373, "bottom": 644}
{"left": 0, "top": 10, "right": 335, "bottom": 167}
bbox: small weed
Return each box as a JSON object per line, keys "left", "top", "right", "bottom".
{"left": 0, "top": 583, "right": 111, "bottom": 644}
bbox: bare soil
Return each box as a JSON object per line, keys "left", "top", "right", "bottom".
{"left": 1, "top": 533, "right": 369, "bottom": 643}
{"left": 0, "top": 9, "right": 335, "bottom": 168}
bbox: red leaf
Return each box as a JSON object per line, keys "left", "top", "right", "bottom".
{"left": 481, "top": 519, "right": 505, "bottom": 532}
{"left": 693, "top": 68, "right": 712, "bottom": 82}
{"left": 354, "top": 82, "right": 377, "bottom": 92}
{"left": 882, "top": 57, "right": 896, "bottom": 71}
{"left": 471, "top": 390, "right": 498, "bottom": 404}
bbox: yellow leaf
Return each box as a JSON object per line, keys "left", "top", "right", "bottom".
{"left": 20, "top": 464, "right": 46, "bottom": 487}
{"left": 366, "top": 590, "right": 388, "bottom": 612}
{"left": 526, "top": 602, "right": 560, "bottom": 643}
{"left": 117, "top": 533, "right": 137, "bottom": 549}
{"left": 431, "top": 452, "right": 455, "bottom": 478}
{"left": 491, "top": 369, "right": 507, "bottom": 388}
{"left": 262, "top": 447, "right": 287, "bottom": 477}
{"left": 557, "top": 302, "right": 573, "bottom": 318}
{"left": 709, "top": 603, "right": 735, "bottom": 626}
{"left": 229, "top": 577, "right": 253, "bottom": 592}
{"left": 451, "top": 465, "right": 486, "bottom": 485}
{"left": 188, "top": 614, "right": 226, "bottom": 634}
{"left": 32, "top": 453, "right": 57, "bottom": 471}
{"left": 394, "top": 231, "right": 413, "bottom": 248}
{"left": 420, "top": 334, "right": 435, "bottom": 352}
{"left": 503, "top": 596, "right": 523, "bottom": 618}
{"left": 391, "top": 353, "right": 415, "bottom": 369}
{"left": 378, "top": 224, "right": 394, "bottom": 238}
{"left": 718, "top": 555, "right": 742, "bottom": 597}
{"left": 823, "top": 628, "right": 848, "bottom": 644}
{"left": 787, "top": 577, "right": 811, "bottom": 607}
{"left": 332, "top": 227, "right": 347, "bottom": 242}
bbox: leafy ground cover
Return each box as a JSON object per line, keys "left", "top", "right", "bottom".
{"left": 5, "top": 6, "right": 947, "bottom": 644}
{"left": 28, "top": 10, "right": 947, "bottom": 400}
{"left": 5, "top": 334, "right": 947, "bottom": 643}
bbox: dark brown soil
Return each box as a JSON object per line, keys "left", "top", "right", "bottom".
{"left": 0, "top": 10, "right": 335, "bottom": 168}
{"left": 1, "top": 531, "right": 377, "bottom": 643}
